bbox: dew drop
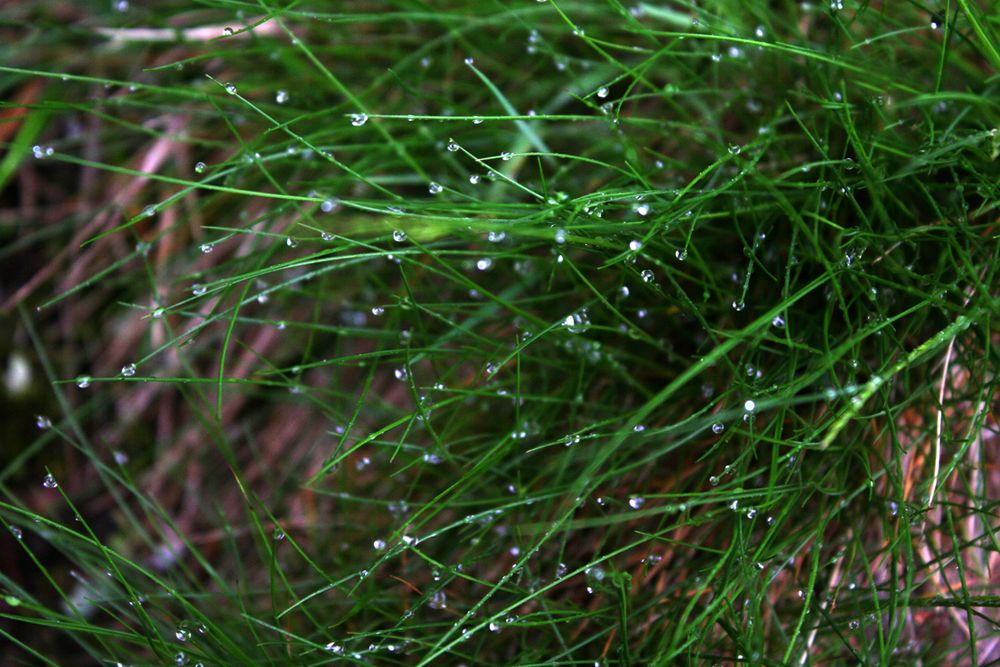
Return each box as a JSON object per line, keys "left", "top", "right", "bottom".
{"left": 476, "top": 257, "right": 493, "bottom": 271}
{"left": 199, "top": 243, "right": 213, "bottom": 254}
{"left": 222, "top": 26, "right": 234, "bottom": 36}
{"left": 732, "top": 300, "right": 745, "bottom": 311}
{"left": 392, "top": 229, "right": 406, "bottom": 242}
{"left": 373, "top": 539, "right": 386, "bottom": 551}
{"left": 771, "top": 315, "right": 786, "bottom": 328}
{"left": 634, "top": 203, "right": 650, "bottom": 216}
{"left": 628, "top": 496, "right": 645, "bottom": 510}
{"left": 428, "top": 182, "right": 443, "bottom": 195}
{"left": 36, "top": 415, "right": 52, "bottom": 429}
{"left": 224, "top": 83, "right": 237, "bottom": 95}
{"left": 500, "top": 151, "right": 513, "bottom": 161}
{"left": 640, "top": 269, "right": 654, "bottom": 283}
{"left": 121, "top": 364, "right": 136, "bottom": 377}
{"left": 10, "top": 526, "right": 22, "bottom": 540}
{"left": 711, "top": 422, "right": 725, "bottom": 434}
{"left": 629, "top": 240, "right": 642, "bottom": 251}
{"left": 194, "top": 161, "right": 206, "bottom": 174}
{"left": 469, "top": 174, "right": 481, "bottom": 184}
{"left": 275, "top": 89, "right": 289, "bottom": 104}
{"left": 597, "top": 86, "right": 609, "bottom": 98}
{"left": 371, "top": 306, "right": 384, "bottom": 316}
{"left": 463, "top": 57, "right": 474, "bottom": 65}
{"left": 744, "top": 399, "right": 756, "bottom": 412}
{"left": 447, "top": 140, "right": 459, "bottom": 152}
{"left": 350, "top": 113, "right": 368, "bottom": 126}
{"left": 42, "top": 473, "right": 58, "bottom": 489}
{"left": 76, "top": 375, "right": 92, "bottom": 389}
{"left": 675, "top": 249, "right": 687, "bottom": 261}
{"left": 709, "top": 475, "right": 720, "bottom": 486}
{"left": 554, "top": 228, "right": 567, "bottom": 244}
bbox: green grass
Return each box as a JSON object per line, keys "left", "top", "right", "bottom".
{"left": 1, "top": 0, "right": 998, "bottom": 665}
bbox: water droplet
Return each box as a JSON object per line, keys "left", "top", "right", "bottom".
{"left": 350, "top": 113, "right": 368, "bottom": 126}
{"left": 222, "top": 26, "right": 234, "bottom": 36}
{"left": 744, "top": 399, "right": 756, "bottom": 412}
{"left": 675, "top": 249, "right": 687, "bottom": 261}
{"left": 275, "top": 89, "right": 289, "bottom": 104}
{"left": 121, "top": 364, "right": 136, "bottom": 377}
{"left": 285, "top": 236, "right": 297, "bottom": 248}
{"left": 175, "top": 627, "right": 191, "bottom": 642}
{"left": 429, "top": 590, "right": 447, "bottom": 609}
{"left": 489, "top": 621, "right": 501, "bottom": 633}
{"left": 199, "top": 243, "right": 213, "bottom": 254}
{"left": 476, "top": 257, "right": 493, "bottom": 271}
{"left": 9, "top": 526, "right": 22, "bottom": 540}
{"left": 174, "top": 652, "right": 188, "bottom": 666}
{"left": 711, "top": 53, "right": 722, "bottom": 62}
{"left": 76, "top": 375, "right": 92, "bottom": 389}
{"left": 487, "top": 231, "right": 506, "bottom": 242}
{"left": 194, "top": 161, "right": 206, "bottom": 174}
{"left": 728, "top": 144, "right": 742, "bottom": 155}
{"left": 42, "top": 473, "right": 58, "bottom": 489}
{"left": 629, "top": 240, "right": 642, "bottom": 251}
{"left": 469, "top": 174, "right": 481, "bottom": 184}
{"left": 709, "top": 475, "right": 720, "bottom": 486}
{"left": 754, "top": 25, "right": 765, "bottom": 38}
{"left": 463, "top": 57, "right": 474, "bottom": 65}
{"left": 500, "top": 151, "right": 513, "bottom": 161}
{"left": 597, "top": 86, "right": 609, "bottom": 98}
{"left": 373, "top": 539, "right": 386, "bottom": 550}
{"left": 114, "top": 0, "right": 129, "bottom": 11}
{"left": 394, "top": 368, "right": 408, "bottom": 381}
{"left": 428, "top": 182, "right": 443, "bottom": 195}
{"left": 224, "top": 83, "right": 237, "bottom": 95}
{"left": 640, "top": 269, "right": 654, "bottom": 283}
{"left": 848, "top": 619, "right": 860, "bottom": 629}
{"left": 447, "top": 140, "right": 459, "bottom": 152}
{"left": 711, "top": 422, "right": 725, "bottom": 434}
{"left": 325, "top": 642, "right": 344, "bottom": 654}
{"left": 554, "top": 228, "right": 567, "bottom": 244}
{"left": 392, "top": 229, "right": 406, "bottom": 242}
{"left": 771, "top": 315, "right": 785, "bottom": 328}
{"left": 732, "top": 300, "right": 745, "bottom": 311}
{"left": 36, "top": 415, "right": 51, "bottom": 429}
{"left": 113, "top": 450, "right": 128, "bottom": 465}
{"left": 634, "top": 203, "right": 650, "bottom": 216}
{"left": 628, "top": 496, "right": 645, "bottom": 510}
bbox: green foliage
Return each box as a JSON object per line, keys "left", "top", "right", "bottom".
{"left": 1, "top": 0, "right": 998, "bottom": 665}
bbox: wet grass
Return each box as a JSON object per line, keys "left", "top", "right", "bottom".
{"left": 1, "top": 1, "right": 998, "bottom": 665}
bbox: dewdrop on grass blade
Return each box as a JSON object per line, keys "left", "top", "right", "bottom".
{"left": 42, "top": 473, "right": 58, "bottom": 489}
{"left": 350, "top": 113, "right": 368, "bottom": 126}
